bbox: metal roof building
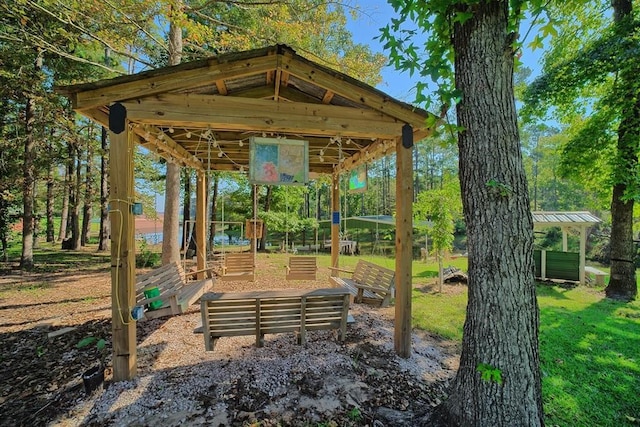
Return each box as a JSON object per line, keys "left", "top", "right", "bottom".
{"left": 532, "top": 211, "right": 602, "bottom": 284}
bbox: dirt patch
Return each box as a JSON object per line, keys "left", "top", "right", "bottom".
{"left": 0, "top": 250, "right": 458, "bottom": 426}
{"left": 416, "top": 280, "right": 468, "bottom": 296}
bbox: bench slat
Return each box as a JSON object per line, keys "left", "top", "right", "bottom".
{"left": 330, "top": 260, "right": 395, "bottom": 307}
{"left": 136, "top": 262, "right": 214, "bottom": 320}
{"left": 201, "top": 289, "right": 350, "bottom": 351}
{"left": 286, "top": 256, "right": 318, "bottom": 281}
{"left": 221, "top": 253, "right": 255, "bottom": 282}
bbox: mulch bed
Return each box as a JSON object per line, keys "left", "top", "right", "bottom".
{"left": 0, "top": 249, "right": 458, "bottom": 426}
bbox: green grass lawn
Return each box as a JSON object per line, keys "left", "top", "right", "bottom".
{"left": 3, "top": 242, "right": 638, "bottom": 425}
{"left": 326, "top": 254, "right": 639, "bottom": 425}
{"left": 409, "top": 260, "right": 640, "bottom": 427}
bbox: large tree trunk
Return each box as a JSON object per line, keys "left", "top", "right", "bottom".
{"left": 433, "top": 2, "right": 543, "bottom": 425}
{"left": 98, "top": 49, "right": 110, "bottom": 252}
{"left": 259, "top": 185, "right": 272, "bottom": 251}
{"left": 208, "top": 173, "right": 219, "bottom": 251}
{"left": 162, "top": 163, "right": 181, "bottom": 264}
{"left": 161, "top": 3, "right": 183, "bottom": 265}
{"left": 0, "top": 109, "right": 10, "bottom": 261}
{"left": 32, "top": 180, "right": 40, "bottom": 250}
{"left": 46, "top": 153, "right": 55, "bottom": 243}
{"left": 20, "top": 51, "right": 43, "bottom": 270}
{"left": 98, "top": 125, "right": 110, "bottom": 251}
{"left": 605, "top": 0, "right": 638, "bottom": 301}
{"left": 58, "top": 165, "right": 70, "bottom": 242}
{"left": 607, "top": 184, "right": 637, "bottom": 299}
{"left": 0, "top": 196, "right": 8, "bottom": 262}
{"left": 183, "top": 169, "right": 193, "bottom": 251}
{"left": 81, "top": 132, "right": 94, "bottom": 246}
{"left": 69, "top": 142, "right": 81, "bottom": 250}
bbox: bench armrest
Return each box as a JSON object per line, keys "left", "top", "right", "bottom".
{"left": 328, "top": 266, "right": 354, "bottom": 274}
{"left": 138, "top": 290, "right": 179, "bottom": 306}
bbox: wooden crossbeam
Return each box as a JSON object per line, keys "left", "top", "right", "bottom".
{"left": 122, "top": 94, "right": 404, "bottom": 139}
{"left": 71, "top": 55, "right": 278, "bottom": 110}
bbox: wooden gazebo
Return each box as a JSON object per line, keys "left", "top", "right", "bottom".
{"left": 58, "top": 44, "right": 436, "bottom": 381}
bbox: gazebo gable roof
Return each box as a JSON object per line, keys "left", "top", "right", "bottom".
{"left": 58, "top": 44, "right": 436, "bottom": 175}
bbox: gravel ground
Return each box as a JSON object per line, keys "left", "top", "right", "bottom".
{"left": 51, "top": 304, "right": 457, "bottom": 427}
{"left": 0, "top": 251, "right": 459, "bottom": 427}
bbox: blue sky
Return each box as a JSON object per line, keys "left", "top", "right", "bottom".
{"left": 345, "top": 1, "right": 545, "bottom": 106}
{"left": 346, "top": 1, "right": 420, "bottom": 102}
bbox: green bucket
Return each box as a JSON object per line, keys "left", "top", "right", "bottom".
{"left": 143, "top": 286, "right": 163, "bottom": 311}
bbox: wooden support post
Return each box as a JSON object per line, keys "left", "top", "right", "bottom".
{"left": 109, "top": 112, "right": 137, "bottom": 381}
{"left": 395, "top": 126, "right": 413, "bottom": 358}
{"left": 196, "top": 171, "right": 207, "bottom": 280}
{"left": 330, "top": 172, "right": 340, "bottom": 272}
{"left": 562, "top": 227, "right": 568, "bottom": 252}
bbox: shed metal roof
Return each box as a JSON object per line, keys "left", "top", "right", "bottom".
{"left": 532, "top": 211, "right": 601, "bottom": 228}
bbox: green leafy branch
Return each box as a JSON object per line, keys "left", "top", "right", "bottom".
{"left": 486, "top": 179, "right": 513, "bottom": 197}
{"left": 477, "top": 363, "right": 503, "bottom": 385}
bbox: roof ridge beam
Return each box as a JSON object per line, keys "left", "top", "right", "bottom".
{"left": 72, "top": 55, "right": 278, "bottom": 110}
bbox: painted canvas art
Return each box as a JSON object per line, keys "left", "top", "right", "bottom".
{"left": 349, "top": 164, "right": 367, "bottom": 193}
{"left": 249, "top": 137, "right": 308, "bottom": 185}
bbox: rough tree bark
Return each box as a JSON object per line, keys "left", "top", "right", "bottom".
{"left": 208, "top": 172, "right": 219, "bottom": 251}
{"left": 259, "top": 185, "right": 272, "bottom": 251}
{"left": 161, "top": 2, "right": 183, "bottom": 265}
{"left": 20, "top": 50, "right": 43, "bottom": 270}
{"left": 605, "top": 0, "right": 638, "bottom": 301}
{"left": 98, "top": 124, "right": 110, "bottom": 251}
{"left": 46, "top": 152, "right": 55, "bottom": 243}
{"left": 432, "top": 1, "right": 543, "bottom": 425}
{"left": 81, "top": 130, "right": 94, "bottom": 246}
{"left": 183, "top": 169, "right": 193, "bottom": 251}
{"left": 58, "top": 164, "right": 70, "bottom": 242}
{"left": 70, "top": 140, "right": 81, "bottom": 250}
{"left": 98, "top": 48, "right": 110, "bottom": 252}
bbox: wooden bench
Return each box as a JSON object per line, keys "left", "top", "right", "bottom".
{"left": 200, "top": 288, "right": 350, "bottom": 351}
{"left": 585, "top": 266, "right": 608, "bottom": 286}
{"left": 136, "top": 262, "right": 214, "bottom": 320}
{"left": 329, "top": 260, "right": 395, "bottom": 307}
{"left": 285, "top": 256, "right": 318, "bottom": 280}
{"left": 221, "top": 252, "right": 255, "bottom": 282}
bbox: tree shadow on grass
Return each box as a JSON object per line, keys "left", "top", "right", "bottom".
{"left": 538, "top": 290, "right": 640, "bottom": 426}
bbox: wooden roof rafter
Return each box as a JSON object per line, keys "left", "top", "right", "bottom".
{"left": 56, "top": 44, "right": 437, "bottom": 176}
{"left": 133, "top": 124, "right": 204, "bottom": 171}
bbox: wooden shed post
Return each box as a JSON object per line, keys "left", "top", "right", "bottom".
{"left": 109, "top": 106, "right": 137, "bottom": 381}
{"left": 330, "top": 172, "right": 340, "bottom": 271}
{"left": 196, "top": 171, "right": 207, "bottom": 280}
{"left": 579, "top": 226, "right": 586, "bottom": 284}
{"left": 395, "top": 125, "right": 413, "bottom": 358}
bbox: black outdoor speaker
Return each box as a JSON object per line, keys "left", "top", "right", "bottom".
{"left": 109, "top": 102, "right": 126, "bottom": 134}
{"left": 402, "top": 123, "right": 413, "bottom": 149}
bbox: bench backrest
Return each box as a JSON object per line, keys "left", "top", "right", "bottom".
{"left": 200, "top": 289, "right": 350, "bottom": 350}
{"left": 135, "top": 261, "right": 185, "bottom": 301}
{"left": 352, "top": 260, "right": 395, "bottom": 291}
{"left": 224, "top": 253, "right": 254, "bottom": 273}
{"left": 287, "top": 256, "right": 317, "bottom": 280}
